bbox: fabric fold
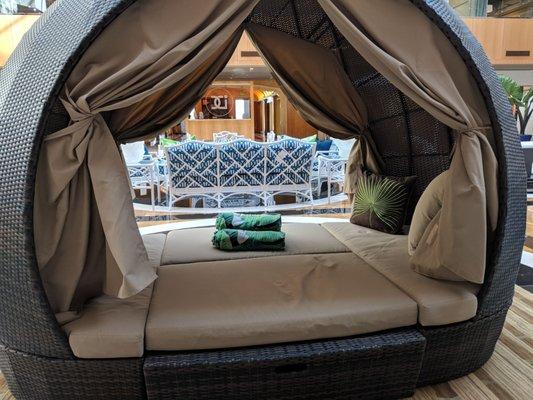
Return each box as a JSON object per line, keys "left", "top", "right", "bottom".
{"left": 246, "top": 23, "right": 382, "bottom": 194}
{"left": 34, "top": 0, "right": 258, "bottom": 314}
{"left": 410, "top": 129, "right": 498, "bottom": 283}
{"left": 318, "top": 0, "right": 498, "bottom": 283}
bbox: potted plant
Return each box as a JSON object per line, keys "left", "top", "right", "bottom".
{"left": 500, "top": 75, "right": 533, "bottom": 141}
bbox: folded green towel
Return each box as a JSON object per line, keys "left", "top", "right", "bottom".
{"left": 212, "top": 229, "right": 285, "bottom": 251}
{"left": 215, "top": 212, "right": 282, "bottom": 231}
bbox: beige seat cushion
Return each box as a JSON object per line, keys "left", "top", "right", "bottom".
{"left": 323, "top": 222, "right": 480, "bottom": 326}
{"left": 63, "top": 233, "right": 167, "bottom": 358}
{"left": 145, "top": 253, "right": 417, "bottom": 351}
{"left": 160, "top": 223, "right": 349, "bottom": 265}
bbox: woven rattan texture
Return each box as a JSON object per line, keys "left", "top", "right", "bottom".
{"left": 413, "top": 0, "right": 526, "bottom": 319}
{"left": 144, "top": 330, "right": 425, "bottom": 400}
{"left": 249, "top": 0, "right": 454, "bottom": 220}
{"left": 417, "top": 309, "right": 507, "bottom": 386}
{"left": 0, "top": 346, "right": 145, "bottom": 400}
{"left": 0, "top": 0, "right": 138, "bottom": 358}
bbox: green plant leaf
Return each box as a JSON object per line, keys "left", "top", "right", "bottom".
{"left": 523, "top": 87, "right": 533, "bottom": 106}
{"left": 352, "top": 175, "right": 407, "bottom": 232}
{"left": 500, "top": 75, "right": 524, "bottom": 107}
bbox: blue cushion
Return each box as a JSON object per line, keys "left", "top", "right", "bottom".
{"left": 316, "top": 139, "right": 332, "bottom": 152}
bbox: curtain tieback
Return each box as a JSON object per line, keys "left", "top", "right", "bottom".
{"left": 60, "top": 88, "right": 93, "bottom": 121}
{"left": 43, "top": 91, "right": 99, "bottom": 142}
{"left": 359, "top": 126, "right": 371, "bottom": 137}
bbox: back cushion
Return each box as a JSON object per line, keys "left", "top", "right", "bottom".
{"left": 408, "top": 170, "right": 448, "bottom": 255}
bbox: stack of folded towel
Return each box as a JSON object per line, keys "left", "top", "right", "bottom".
{"left": 212, "top": 212, "right": 285, "bottom": 251}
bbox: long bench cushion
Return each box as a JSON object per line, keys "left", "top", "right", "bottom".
{"left": 322, "top": 223, "right": 480, "bottom": 326}
{"left": 63, "top": 233, "right": 167, "bottom": 358}
{"left": 160, "top": 223, "right": 349, "bottom": 265}
{"left": 145, "top": 253, "right": 418, "bottom": 351}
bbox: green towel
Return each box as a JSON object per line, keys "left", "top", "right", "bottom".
{"left": 212, "top": 229, "right": 285, "bottom": 251}
{"left": 215, "top": 213, "right": 282, "bottom": 231}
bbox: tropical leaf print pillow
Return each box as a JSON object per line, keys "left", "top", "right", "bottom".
{"left": 350, "top": 172, "right": 416, "bottom": 234}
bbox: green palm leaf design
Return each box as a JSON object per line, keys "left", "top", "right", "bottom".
{"left": 352, "top": 175, "right": 407, "bottom": 232}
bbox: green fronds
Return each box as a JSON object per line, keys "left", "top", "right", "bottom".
{"left": 352, "top": 175, "right": 407, "bottom": 232}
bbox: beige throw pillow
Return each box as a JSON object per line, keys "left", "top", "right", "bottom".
{"left": 408, "top": 170, "right": 448, "bottom": 255}
{"left": 408, "top": 170, "right": 468, "bottom": 282}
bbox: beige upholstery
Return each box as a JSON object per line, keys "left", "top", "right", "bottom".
{"left": 142, "top": 233, "right": 168, "bottom": 268}
{"left": 160, "top": 223, "right": 349, "bottom": 265}
{"left": 320, "top": 0, "right": 498, "bottom": 286}
{"left": 66, "top": 222, "right": 481, "bottom": 357}
{"left": 323, "top": 223, "right": 480, "bottom": 326}
{"left": 63, "top": 233, "right": 166, "bottom": 358}
{"left": 145, "top": 253, "right": 417, "bottom": 351}
{"left": 63, "top": 287, "right": 153, "bottom": 358}
{"left": 408, "top": 170, "right": 447, "bottom": 255}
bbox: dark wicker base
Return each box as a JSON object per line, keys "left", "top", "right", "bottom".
{"left": 0, "top": 346, "right": 146, "bottom": 400}
{"left": 0, "top": 312, "right": 509, "bottom": 400}
{"left": 144, "top": 330, "right": 426, "bottom": 400}
{"left": 417, "top": 308, "right": 507, "bottom": 387}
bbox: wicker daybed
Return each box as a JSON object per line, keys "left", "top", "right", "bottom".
{"left": 0, "top": 1, "right": 526, "bottom": 399}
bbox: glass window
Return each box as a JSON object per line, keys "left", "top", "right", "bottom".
{"left": 235, "top": 99, "right": 251, "bottom": 120}
{"left": 448, "top": 0, "right": 488, "bottom": 17}
{"left": 488, "top": 0, "right": 533, "bottom": 18}
{"left": 448, "top": 0, "right": 533, "bottom": 18}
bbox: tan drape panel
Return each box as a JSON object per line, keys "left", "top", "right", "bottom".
{"left": 35, "top": 0, "right": 258, "bottom": 314}
{"left": 109, "top": 33, "right": 242, "bottom": 143}
{"left": 246, "top": 23, "right": 383, "bottom": 194}
{"left": 319, "top": 0, "right": 498, "bottom": 283}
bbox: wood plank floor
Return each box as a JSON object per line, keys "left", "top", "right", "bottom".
{"left": 0, "top": 286, "right": 530, "bottom": 399}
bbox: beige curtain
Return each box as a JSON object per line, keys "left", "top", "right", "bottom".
{"left": 318, "top": 0, "right": 498, "bottom": 283}
{"left": 246, "top": 23, "right": 383, "bottom": 194}
{"left": 35, "top": 0, "right": 258, "bottom": 314}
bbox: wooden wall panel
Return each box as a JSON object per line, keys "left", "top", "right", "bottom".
{"left": 0, "top": 15, "right": 40, "bottom": 66}
{"left": 227, "top": 32, "right": 265, "bottom": 67}
{"left": 464, "top": 17, "right": 533, "bottom": 66}
{"left": 286, "top": 102, "right": 317, "bottom": 138}
{"left": 2, "top": 16, "right": 533, "bottom": 68}
{"left": 185, "top": 119, "right": 254, "bottom": 141}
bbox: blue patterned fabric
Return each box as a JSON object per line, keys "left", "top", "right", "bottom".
{"left": 219, "top": 140, "right": 265, "bottom": 187}
{"left": 266, "top": 139, "right": 314, "bottom": 186}
{"left": 128, "top": 169, "right": 144, "bottom": 178}
{"left": 167, "top": 142, "right": 217, "bottom": 189}
{"left": 157, "top": 160, "right": 167, "bottom": 177}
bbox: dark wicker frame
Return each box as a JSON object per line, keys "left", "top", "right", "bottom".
{"left": 0, "top": 0, "right": 525, "bottom": 399}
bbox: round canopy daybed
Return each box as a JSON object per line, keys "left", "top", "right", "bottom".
{"left": 0, "top": 0, "right": 526, "bottom": 399}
